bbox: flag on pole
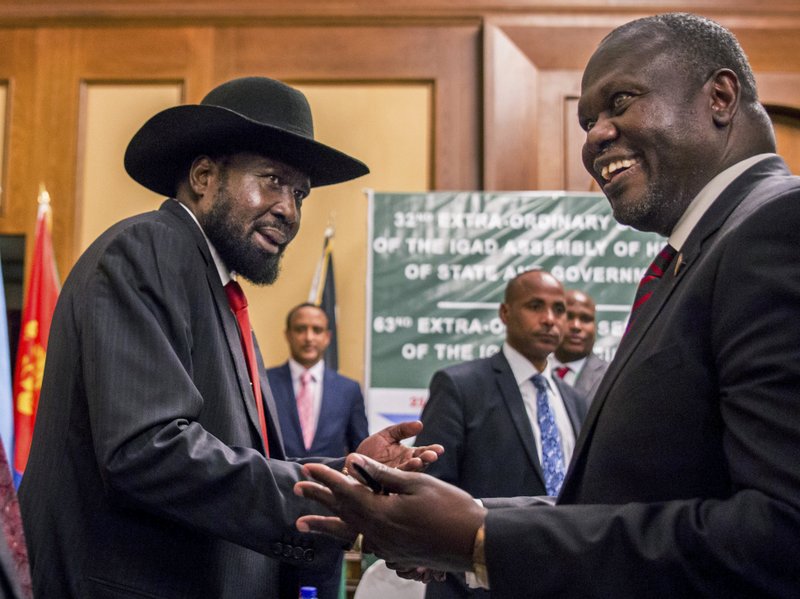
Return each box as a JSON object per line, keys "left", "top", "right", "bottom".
{"left": 0, "top": 254, "right": 13, "bottom": 473}
{"left": 12, "top": 185, "right": 60, "bottom": 486}
{"left": 308, "top": 226, "right": 338, "bottom": 371}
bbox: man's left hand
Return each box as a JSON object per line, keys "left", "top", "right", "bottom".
{"left": 356, "top": 421, "right": 443, "bottom": 471}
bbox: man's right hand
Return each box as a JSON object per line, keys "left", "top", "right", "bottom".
{"left": 294, "top": 453, "right": 487, "bottom": 573}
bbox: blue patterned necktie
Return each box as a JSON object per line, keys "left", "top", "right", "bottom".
{"left": 531, "top": 374, "right": 565, "bottom": 496}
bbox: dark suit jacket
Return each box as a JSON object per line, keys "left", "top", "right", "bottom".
{"left": 570, "top": 352, "right": 609, "bottom": 403}
{"left": 19, "top": 200, "right": 343, "bottom": 599}
{"left": 483, "top": 157, "right": 800, "bottom": 597}
{"left": 415, "top": 351, "right": 588, "bottom": 599}
{"left": 267, "top": 362, "right": 369, "bottom": 458}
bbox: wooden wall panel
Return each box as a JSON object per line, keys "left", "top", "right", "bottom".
{"left": 212, "top": 24, "right": 479, "bottom": 190}
{"left": 0, "top": 30, "right": 37, "bottom": 235}
{"left": 0, "top": 2, "right": 796, "bottom": 380}
{"left": 484, "top": 13, "right": 800, "bottom": 191}
{"left": 0, "top": 0, "right": 798, "bottom": 21}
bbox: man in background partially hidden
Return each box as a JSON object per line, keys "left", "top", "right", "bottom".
{"left": 552, "top": 289, "right": 608, "bottom": 403}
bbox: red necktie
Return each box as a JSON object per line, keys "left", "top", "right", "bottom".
{"left": 224, "top": 281, "right": 270, "bottom": 456}
{"left": 0, "top": 443, "right": 32, "bottom": 598}
{"left": 626, "top": 244, "right": 678, "bottom": 332}
{"left": 555, "top": 365, "right": 571, "bottom": 380}
{"left": 296, "top": 371, "right": 315, "bottom": 450}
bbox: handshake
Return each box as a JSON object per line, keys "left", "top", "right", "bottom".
{"left": 293, "top": 420, "right": 488, "bottom": 582}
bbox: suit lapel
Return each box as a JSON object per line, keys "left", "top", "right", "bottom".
{"left": 212, "top": 271, "right": 271, "bottom": 454}
{"left": 555, "top": 378, "right": 585, "bottom": 434}
{"left": 161, "top": 201, "right": 272, "bottom": 455}
{"left": 492, "top": 353, "right": 545, "bottom": 485}
{"left": 275, "top": 363, "right": 304, "bottom": 450}
{"left": 566, "top": 157, "right": 787, "bottom": 482}
{"left": 312, "top": 369, "right": 339, "bottom": 449}
{"left": 253, "top": 338, "right": 286, "bottom": 457}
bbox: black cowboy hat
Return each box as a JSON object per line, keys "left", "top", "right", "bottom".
{"left": 124, "top": 76, "right": 369, "bottom": 197}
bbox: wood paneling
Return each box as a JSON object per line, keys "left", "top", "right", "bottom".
{"left": 0, "top": 0, "right": 798, "bottom": 22}
{"left": 484, "top": 13, "right": 800, "bottom": 191}
{"left": 0, "top": 2, "right": 797, "bottom": 381}
{"left": 212, "top": 24, "right": 479, "bottom": 189}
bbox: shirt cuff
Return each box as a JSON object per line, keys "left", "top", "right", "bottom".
{"left": 466, "top": 523, "right": 489, "bottom": 589}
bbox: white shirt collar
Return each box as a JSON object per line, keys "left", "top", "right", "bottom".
{"left": 502, "top": 342, "right": 554, "bottom": 386}
{"left": 552, "top": 355, "right": 586, "bottom": 373}
{"left": 669, "top": 154, "right": 774, "bottom": 250}
{"left": 288, "top": 358, "right": 325, "bottom": 382}
{"left": 174, "top": 199, "right": 232, "bottom": 285}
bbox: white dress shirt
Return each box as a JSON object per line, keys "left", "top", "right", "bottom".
{"left": 669, "top": 154, "right": 774, "bottom": 250}
{"left": 502, "top": 343, "right": 576, "bottom": 465}
{"left": 550, "top": 356, "right": 586, "bottom": 387}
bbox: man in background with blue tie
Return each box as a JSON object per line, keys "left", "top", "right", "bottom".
{"left": 268, "top": 302, "right": 369, "bottom": 598}
{"left": 414, "top": 268, "right": 588, "bottom": 599}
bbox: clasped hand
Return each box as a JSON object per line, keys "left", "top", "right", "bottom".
{"left": 294, "top": 450, "right": 487, "bottom": 575}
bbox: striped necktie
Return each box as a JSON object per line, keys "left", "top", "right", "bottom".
{"left": 627, "top": 244, "right": 677, "bottom": 332}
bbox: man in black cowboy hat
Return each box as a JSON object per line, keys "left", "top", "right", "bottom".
{"left": 18, "top": 76, "right": 441, "bottom": 599}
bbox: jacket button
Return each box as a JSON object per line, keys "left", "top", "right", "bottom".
{"left": 303, "top": 549, "right": 315, "bottom": 562}
{"left": 282, "top": 545, "right": 293, "bottom": 558}
{"left": 271, "top": 542, "right": 283, "bottom": 556}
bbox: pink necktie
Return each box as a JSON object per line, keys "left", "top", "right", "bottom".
{"left": 296, "top": 371, "right": 315, "bottom": 450}
{"left": 555, "top": 365, "right": 571, "bottom": 380}
{"left": 224, "top": 281, "right": 270, "bottom": 457}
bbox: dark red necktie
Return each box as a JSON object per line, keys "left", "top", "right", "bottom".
{"left": 0, "top": 443, "right": 32, "bottom": 598}
{"left": 627, "top": 244, "right": 678, "bottom": 332}
{"left": 555, "top": 366, "right": 571, "bottom": 379}
{"left": 225, "top": 281, "right": 270, "bottom": 457}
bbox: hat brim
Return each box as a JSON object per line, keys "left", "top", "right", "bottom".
{"left": 124, "top": 104, "right": 370, "bottom": 197}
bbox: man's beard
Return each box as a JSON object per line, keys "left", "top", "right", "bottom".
{"left": 611, "top": 178, "right": 684, "bottom": 237}
{"left": 199, "top": 190, "right": 285, "bottom": 286}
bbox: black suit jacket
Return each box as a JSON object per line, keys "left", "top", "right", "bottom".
{"left": 416, "top": 351, "right": 588, "bottom": 598}
{"left": 19, "top": 200, "right": 342, "bottom": 599}
{"left": 267, "top": 362, "right": 369, "bottom": 458}
{"left": 483, "top": 157, "right": 800, "bottom": 597}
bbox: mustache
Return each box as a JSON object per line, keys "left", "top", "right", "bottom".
{"left": 254, "top": 218, "right": 295, "bottom": 246}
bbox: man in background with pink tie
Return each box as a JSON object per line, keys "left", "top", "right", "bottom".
{"left": 269, "top": 303, "right": 368, "bottom": 461}
{"left": 268, "top": 302, "right": 369, "bottom": 597}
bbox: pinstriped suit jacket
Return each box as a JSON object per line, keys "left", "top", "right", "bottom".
{"left": 19, "top": 200, "right": 342, "bottom": 599}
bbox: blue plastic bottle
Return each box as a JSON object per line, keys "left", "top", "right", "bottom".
{"left": 299, "top": 587, "right": 318, "bottom": 598}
